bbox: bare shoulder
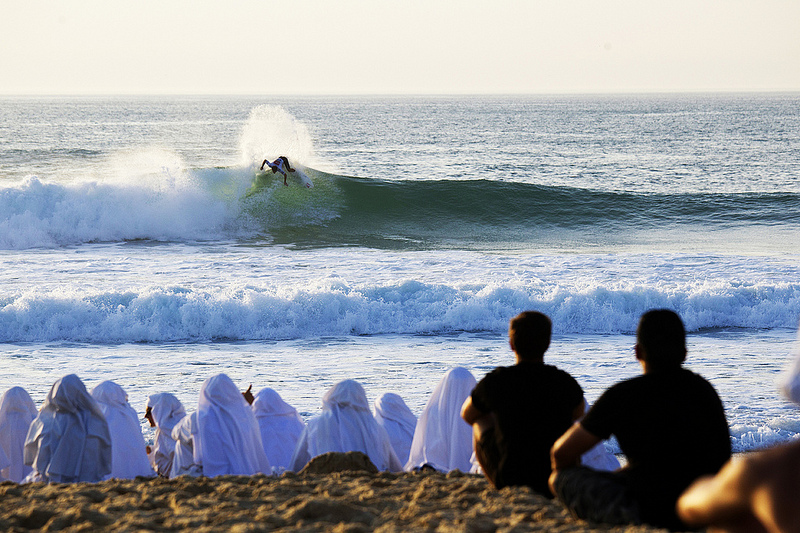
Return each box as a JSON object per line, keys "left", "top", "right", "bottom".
{"left": 748, "top": 440, "right": 800, "bottom": 531}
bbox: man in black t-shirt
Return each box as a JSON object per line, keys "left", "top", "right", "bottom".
{"left": 461, "top": 311, "right": 584, "bottom": 496}
{"left": 549, "top": 309, "right": 731, "bottom": 530}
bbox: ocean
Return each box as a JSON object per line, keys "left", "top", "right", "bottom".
{"left": 1, "top": 93, "right": 799, "bottom": 454}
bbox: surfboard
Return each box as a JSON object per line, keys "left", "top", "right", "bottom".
{"left": 294, "top": 169, "right": 314, "bottom": 189}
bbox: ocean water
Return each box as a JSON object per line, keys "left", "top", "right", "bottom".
{"left": 1, "top": 94, "right": 799, "bottom": 454}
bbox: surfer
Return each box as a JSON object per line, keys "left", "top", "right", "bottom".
{"left": 260, "top": 156, "right": 296, "bottom": 186}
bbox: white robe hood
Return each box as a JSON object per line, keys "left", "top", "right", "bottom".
{"left": 373, "top": 392, "right": 417, "bottom": 466}
{"left": 91, "top": 381, "right": 155, "bottom": 479}
{"left": 252, "top": 387, "right": 305, "bottom": 471}
{"left": 171, "top": 412, "right": 202, "bottom": 478}
{"left": 0, "top": 386, "right": 38, "bottom": 482}
{"left": 405, "top": 367, "right": 476, "bottom": 473}
{"left": 290, "top": 379, "right": 402, "bottom": 473}
{"left": 24, "top": 374, "right": 112, "bottom": 483}
{"left": 781, "top": 325, "right": 800, "bottom": 406}
{"left": 195, "top": 373, "right": 271, "bottom": 477}
{"left": 146, "top": 392, "right": 186, "bottom": 477}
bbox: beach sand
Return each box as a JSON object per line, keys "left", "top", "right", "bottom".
{"left": 0, "top": 453, "right": 676, "bottom": 533}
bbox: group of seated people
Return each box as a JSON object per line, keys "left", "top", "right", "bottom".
{"left": 2, "top": 308, "right": 798, "bottom": 532}
{"left": 0, "top": 361, "right": 513, "bottom": 483}
{"left": 462, "top": 309, "right": 800, "bottom": 532}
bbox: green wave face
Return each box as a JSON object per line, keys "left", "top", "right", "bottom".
{"left": 240, "top": 167, "right": 800, "bottom": 251}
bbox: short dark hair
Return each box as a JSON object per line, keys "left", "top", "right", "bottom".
{"left": 509, "top": 311, "right": 551, "bottom": 360}
{"left": 636, "top": 309, "right": 687, "bottom": 369}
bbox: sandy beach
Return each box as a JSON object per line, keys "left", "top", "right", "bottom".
{"left": 0, "top": 453, "right": 675, "bottom": 533}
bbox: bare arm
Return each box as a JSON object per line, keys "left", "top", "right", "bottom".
{"left": 678, "top": 441, "right": 800, "bottom": 533}
{"left": 460, "top": 395, "right": 484, "bottom": 425}
{"left": 676, "top": 458, "right": 760, "bottom": 531}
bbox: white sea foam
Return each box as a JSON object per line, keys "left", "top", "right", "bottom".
{"left": 1, "top": 273, "right": 798, "bottom": 343}
{"left": 0, "top": 143, "right": 258, "bottom": 249}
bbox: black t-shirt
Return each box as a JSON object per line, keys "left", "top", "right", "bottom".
{"left": 581, "top": 367, "right": 731, "bottom": 529}
{"left": 471, "top": 360, "right": 583, "bottom": 494}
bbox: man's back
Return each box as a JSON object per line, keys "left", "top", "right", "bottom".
{"left": 581, "top": 367, "right": 730, "bottom": 527}
{"left": 471, "top": 361, "right": 583, "bottom": 493}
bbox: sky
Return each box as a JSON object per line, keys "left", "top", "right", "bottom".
{"left": 1, "top": 0, "right": 798, "bottom": 95}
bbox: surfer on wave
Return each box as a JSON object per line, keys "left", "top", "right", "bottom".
{"left": 260, "top": 156, "right": 296, "bottom": 186}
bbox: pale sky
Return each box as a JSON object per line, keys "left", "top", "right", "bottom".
{"left": 2, "top": 0, "right": 798, "bottom": 95}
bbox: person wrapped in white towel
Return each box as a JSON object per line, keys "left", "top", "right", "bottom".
{"left": 195, "top": 373, "right": 271, "bottom": 477}
{"left": 251, "top": 387, "right": 305, "bottom": 473}
{"left": 406, "top": 367, "right": 477, "bottom": 473}
{"left": 91, "top": 380, "right": 155, "bottom": 479}
{"left": 171, "top": 411, "right": 202, "bottom": 478}
{"left": 290, "top": 379, "right": 402, "bottom": 472}
{"left": 0, "top": 387, "right": 38, "bottom": 482}
{"left": 24, "top": 374, "right": 112, "bottom": 483}
{"left": 145, "top": 392, "right": 186, "bottom": 478}
{"left": 373, "top": 392, "right": 417, "bottom": 467}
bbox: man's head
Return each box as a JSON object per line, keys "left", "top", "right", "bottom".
{"left": 635, "top": 309, "right": 687, "bottom": 370}
{"left": 509, "top": 311, "right": 552, "bottom": 361}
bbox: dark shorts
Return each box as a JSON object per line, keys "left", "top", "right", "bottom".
{"left": 475, "top": 425, "right": 502, "bottom": 487}
{"left": 552, "top": 466, "right": 641, "bottom": 526}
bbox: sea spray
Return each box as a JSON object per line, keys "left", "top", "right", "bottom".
{"left": 237, "top": 105, "right": 318, "bottom": 168}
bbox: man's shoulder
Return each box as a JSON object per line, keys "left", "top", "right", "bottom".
{"left": 600, "top": 367, "right": 721, "bottom": 405}
{"left": 483, "top": 361, "right": 579, "bottom": 381}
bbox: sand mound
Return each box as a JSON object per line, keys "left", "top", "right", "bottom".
{"left": 299, "top": 451, "right": 379, "bottom": 475}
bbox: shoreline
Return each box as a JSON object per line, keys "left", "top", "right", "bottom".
{"left": 0, "top": 470, "right": 676, "bottom": 532}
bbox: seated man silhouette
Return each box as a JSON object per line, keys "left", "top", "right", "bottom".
{"left": 461, "top": 311, "right": 584, "bottom": 495}
{"left": 550, "top": 309, "right": 731, "bottom": 530}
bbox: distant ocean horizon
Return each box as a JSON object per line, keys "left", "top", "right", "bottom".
{"left": 1, "top": 93, "right": 799, "bottom": 454}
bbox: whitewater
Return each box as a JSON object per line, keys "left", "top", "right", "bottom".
{"left": 1, "top": 94, "right": 799, "bottom": 454}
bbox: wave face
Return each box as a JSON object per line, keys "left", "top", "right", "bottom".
{"left": 263, "top": 173, "right": 800, "bottom": 247}
{"left": 3, "top": 167, "right": 800, "bottom": 251}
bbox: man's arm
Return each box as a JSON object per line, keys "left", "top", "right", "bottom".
{"left": 549, "top": 422, "right": 602, "bottom": 495}
{"left": 551, "top": 422, "right": 601, "bottom": 471}
{"left": 677, "top": 441, "right": 800, "bottom": 533}
{"left": 460, "top": 395, "right": 484, "bottom": 425}
{"left": 676, "top": 457, "right": 761, "bottom": 530}
{"left": 461, "top": 396, "right": 495, "bottom": 441}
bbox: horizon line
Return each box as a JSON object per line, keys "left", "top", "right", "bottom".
{"left": 2, "top": 89, "right": 799, "bottom": 99}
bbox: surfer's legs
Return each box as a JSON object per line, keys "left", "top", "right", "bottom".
{"left": 280, "top": 156, "right": 295, "bottom": 172}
